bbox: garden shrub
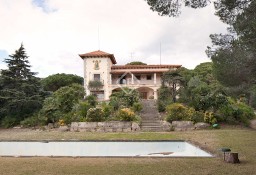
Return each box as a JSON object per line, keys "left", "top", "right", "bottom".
{"left": 157, "top": 86, "right": 172, "bottom": 112}
{"left": 39, "top": 97, "right": 60, "bottom": 123}
{"left": 58, "top": 119, "right": 65, "bottom": 126}
{"left": 59, "top": 112, "right": 78, "bottom": 125}
{"left": 109, "top": 96, "right": 120, "bottom": 111}
{"left": 132, "top": 102, "right": 143, "bottom": 112}
{"left": 20, "top": 114, "right": 47, "bottom": 127}
{"left": 166, "top": 103, "right": 191, "bottom": 122}
{"left": 54, "top": 83, "right": 85, "bottom": 113}
{"left": 237, "top": 102, "right": 255, "bottom": 120}
{"left": 109, "top": 88, "right": 140, "bottom": 110}
{"left": 165, "top": 103, "right": 206, "bottom": 123}
{"left": 116, "top": 108, "right": 138, "bottom": 121}
{"left": 86, "top": 107, "right": 104, "bottom": 122}
{"left": 1, "top": 116, "right": 18, "bottom": 128}
{"left": 190, "top": 110, "right": 205, "bottom": 123}
{"left": 157, "top": 100, "right": 165, "bottom": 112}
{"left": 218, "top": 98, "right": 255, "bottom": 125}
{"left": 204, "top": 111, "right": 217, "bottom": 124}
{"left": 85, "top": 95, "right": 97, "bottom": 107}
{"left": 71, "top": 101, "right": 92, "bottom": 121}
{"left": 100, "top": 102, "right": 113, "bottom": 119}
{"left": 39, "top": 84, "right": 85, "bottom": 124}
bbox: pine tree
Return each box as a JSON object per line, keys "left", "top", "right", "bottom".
{"left": 0, "top": 44, "right": 45, "bottom": 127}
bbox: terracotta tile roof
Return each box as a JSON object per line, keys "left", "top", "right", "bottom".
{"left": 110, "top": 64, "right": 181, "bottom": 73}
{"left": 111, "top": 64, "right": 181, "bottom": 70}
{"left": 79, "top": 50, "right": 117, "bottom": 64}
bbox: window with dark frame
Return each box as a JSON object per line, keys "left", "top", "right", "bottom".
{"left": 94, "top": 74, "right": 101, "bottom": 81}
{"left": 146, "top": 75, "right": 152, "bottom": 80}
{"left": 135, "top": 75, "right": 141, "bottom": 80}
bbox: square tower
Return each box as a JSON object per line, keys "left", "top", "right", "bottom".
{"left": 79, "top": 50, "right": 117, "bottom": 100}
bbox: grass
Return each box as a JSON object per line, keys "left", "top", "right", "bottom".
{"left": 0, "top": 128, "right": 256, "bottom": 175}
{"left": 0, "top": 129, "right": 177, "bottom": 141}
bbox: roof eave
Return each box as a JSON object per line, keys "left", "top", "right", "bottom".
{"left": 79, "top": 54, "right": 117, "bottom": 64}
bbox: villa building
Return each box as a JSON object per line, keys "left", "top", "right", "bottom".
{"left": 79, "top": 50, "right": 181, "bottom": 100}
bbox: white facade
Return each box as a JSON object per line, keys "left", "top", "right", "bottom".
{"left": 79, "top": 50, "right": 181, "bottom": 101}
{"left": 83, "top": 57, "right": 113, "bottom": 100}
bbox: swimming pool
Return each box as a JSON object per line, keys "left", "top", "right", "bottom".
{"left": 0, "top": 141, "right": 213, "bottom": 157}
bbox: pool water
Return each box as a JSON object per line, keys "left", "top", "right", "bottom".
{"left": 0, "top": 141, "right": 213, "bottom": 157}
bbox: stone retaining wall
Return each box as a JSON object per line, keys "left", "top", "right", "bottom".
{"left": 161, "top": 121, "right": 210, "bottom": 131}
{"left": 70, "top": 121, "right": 140, "bottom": 132}
{"left": 250, "top": 119, "right": 256, "bottom": 129}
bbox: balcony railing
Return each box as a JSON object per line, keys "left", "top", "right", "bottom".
{"left": 88, "top": 80, "right": 104, "bottom": 90}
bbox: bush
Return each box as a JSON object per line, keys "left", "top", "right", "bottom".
{"left": 157, "top": 86, "right": 172, "bottom": 112}
{"left": 110, "top": 88, "right": 140, "bottom": 109}
{"left": 204, "top": 111, "right": 217, "bottom": 124}
{"left": 166, "top": 103, "right": 191, "bottom": 122}
{"left": 54, "top": 84, "right": 85, "bottom": 113}
{"left": 1, "top": 116, "right": 18, "bottom": 128}
{"left": 71, "top": 101, "right": 92, "bottom": 121}
{"left": 218, "top": 98, "right": 255, "bottom": 126}
{"left": 39, "top": 97, "right": 60, "bottom": 123}
{"left": 39, "top": 84, "right": 85, "bottom": 124}
{"left": 85, "top": 95, "right": 97, "bottom": 107}
{"left": 116, "top": 108, "right": 138, "bottom": 121}
{"left": 190, "top": 110, "right": 205, "bottom": 123}
{"left": 157, "top": 100, "right": 166, "bottom": 112}
{"left": 237, "top": 102, "right": 255, "bottom": 120}
{"left": 59, "top": 112, "right": 78, "bottom": 125}
{"left": 109, "top": 96, "right": 120, "bottom": 111}
{"left": 86, "top": 107, "right": 104, "bottom": 122}
{"left": 100, "top": 102, "right": 113, "bottom": 119}
{"left": 132, "top": 102, "right": 143, "bottom": 112}
{"left": 20, "top": 115, "right": 47, "bottom": 127}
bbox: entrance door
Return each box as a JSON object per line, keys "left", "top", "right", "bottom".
{"left": 140, "top": 92, "right": 147, "bottom": 99}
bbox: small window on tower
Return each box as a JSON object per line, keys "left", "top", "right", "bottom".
{"left": 94, "top": 74, "right": 101, "bottom": 81}
{"left": 146, "top": 75, "right": 152, "bottom": 80}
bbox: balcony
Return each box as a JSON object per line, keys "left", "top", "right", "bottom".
{"left": 111, "top": 74, "right": 161, "bottom": 86}
{"left": 88, "top": 80, "right": 104, "bottom": 90}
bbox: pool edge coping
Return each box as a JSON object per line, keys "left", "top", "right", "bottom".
{"left": 0, "top": 140, "right": 215, "bottom": 158}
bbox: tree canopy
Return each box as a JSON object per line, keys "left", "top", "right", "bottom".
{"left": 145, "top": 0, "right": 252, "bottom": 18}
{"left": 161, "top": 70, "right": 184, "bottom": 103}
{"left": 207, "top": 0, "right": 256, "bottom": 105}
{"left": 145, "top": 0, "right": 255, "bottom": 106}
{"left": 145, "top": 0, "right": 210, "bottom": 17}
{"left": 126, "top": 61, "right": 147, "bottom": 65}
{"left": 41, "top": 73, "right": 83, "bottom": 92}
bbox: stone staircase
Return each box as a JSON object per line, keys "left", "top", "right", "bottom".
{"left": 140, "top": 100, "right": 163, "bottom": 132}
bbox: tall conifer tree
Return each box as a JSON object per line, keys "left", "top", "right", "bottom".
{"left": 0, "top": 44, "right": 45, "bottom": 127}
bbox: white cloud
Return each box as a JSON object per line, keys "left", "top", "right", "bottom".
{"left": 0, "top": 0, "right": 227, "bottom": 77}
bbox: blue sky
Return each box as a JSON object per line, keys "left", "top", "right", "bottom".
{"left": 32, "top": 0, "right": 56, "bottom": 13}
{"left": 0, "top": 50, "right": 8, "bottom": 69}
{"left": 0, "top": 0, "right": 227, "bottom": 77}
{"left": 0, "top": 50, "right": 8, "bottom": 61}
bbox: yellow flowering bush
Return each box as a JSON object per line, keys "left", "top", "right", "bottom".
{"left": 58, "top": 119, "right": 65, "bottom": 126}
{"left": 166, "top": 103, "right": 191, "bottom": 122}
{"left": 116, "top": 108, "right": 137, "bottom": 121}
{"left": 204, "top": 111, "right": 217, "bottom": 124}
{"left": 165, "top": 103, "right": 205, "bottom": 123}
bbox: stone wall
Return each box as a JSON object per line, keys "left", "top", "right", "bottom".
{"left": 70, "top": 121, "right": 140, "bottom": 132}
{"left": 162, "top": 121, "right": 210, "bottom": 131}
{"left": 250, "top": 119, "right": 256, "bottom": 129}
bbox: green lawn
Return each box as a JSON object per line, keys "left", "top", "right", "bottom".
{"left": 0, "top": 128, "right": 255, "bottom": 175}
